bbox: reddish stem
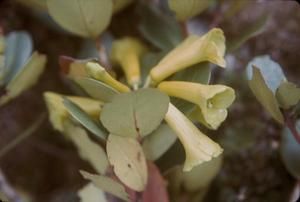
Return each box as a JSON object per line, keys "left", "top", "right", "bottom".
{"left": 284, "top": 112, "right": 300, "bottom": 144}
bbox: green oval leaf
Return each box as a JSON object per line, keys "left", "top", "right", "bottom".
{"left": 47, "top": 0, "right": 113, "bottom": 38}
{"left": 168, "top": 0, "right": 212, "bottom": 21}
{"left": 0, "top": 52, "right": 46, "bottom": 106}
{"left": 100, "top": 88, "right": 170, "bottom": 137}
{"left": 75, "top": 77, "right": 119, "bottom": 102}
{"left": 80, "top": 170, "right": 129, "bottom": 201}
{"left": 4, "top": 31, "right": 33, "bottom": 83}
{"left": 248, "top": 66, "right": 284, "bottom": 124}
{"left": 64, "top": 121, "right": 108, "bottom": 174}
{"left": 63, "top": 98, "right": 107, "bottom": 140}
{"left": 280, "top": 121, "right": 300, "bottom": 179}
{"left": 276, "top": 81, "right": 300, "bottom": 109}
{"left": 226, "top": 14, "right": 268, "bottom": 53}
{"left": 78, "top": 183, "right": 107, "bottom": 202}
{"left": 246, "top": 55, "right": 286, "bottom": 93}
{"left": 143, "top": 123, "right": 177, "bottom": 161}
{"left": 138, "top": 4, "right": 182, "bottom": 50}
{"left": 106, "top": 135, "right": 148, "bottom": 192}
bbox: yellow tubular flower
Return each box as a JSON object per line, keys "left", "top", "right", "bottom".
{"left": 111, "top": 37, "right": 146, "bottom": 88}
{"left": 150, "top": 28, "right": 226, "bottom": 84}
{"left": 44, "top": 92, "right": 103, "bottom": 132}
{"left": 159, "top": 81, "right": 235, "bottom": 129}
{"left": 164, "top": 103, "right": 223, "bottom": 172}
{"left": 85, "top": 62, "right": 130, "bottom": 93}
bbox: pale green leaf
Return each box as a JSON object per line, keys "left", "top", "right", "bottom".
{"left": 75, "top": 77, "right": 119, "bottom": 102}
{"left": 166, "top": 155, "right": 222, "bottom": 198}
{"left": 0, "top": 52, "right": 46, "bottom": 106}
{"left": 246, "top": 55, "right": 286, "bottom": 93}
{"left": 227, "top": 14, "right": 268, "bottom": 52}
{"left": 106, "top": 135, "right": 148, "bottom": 191}
{"left": 63, "top": 98, "right": 107, "bottom": 140}
{"left": 3, "top": 31, "right": 33, "bottom": 83}
{"left": 81, "top": 170, "right": 129, "bottom": 201}
{"left": 143, "top": 123, "right": 177, "bottom": 161}
{"left": 47, "top": 0, "right": 113, "bottom": 38}
{"left": 141, "top": 51, "right": 166, "bottom": 84}
{"left": 64, "top": 121, "right": 109, "bottom": 174}
{"left": 280, "top": 121, "right": 300, "bottom": 179}
{"left": 100, "top": 88, "right": 169, "bottom": 137}
{"left": 78, "top": 183, "right": 107, "bottom": 202}
{"left": 150, "top": 28, "right": 226, "bottom": 84}
{"left": 138, "top": 4, "right": 182, "bottom": 50}
{"left": 0, "top": 191, "right": 9, "bottom": 202}
{"left": 248, "top": 66, "right": 284, "bottom": 124}
{"left": 276, "top": 81, "right": 300, "bottom": 109}
{"left": 181, "top": 155, "right": 222, "bottom": 192}
{"left": 168, "top": 0, "right": 212, "bottom": 21}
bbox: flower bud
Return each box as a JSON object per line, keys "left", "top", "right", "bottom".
{"left": 86, "top": 62, "right": 130, "bottom": 93}
{"left": 111, "top": 37, "right": 146, "bottom": 87}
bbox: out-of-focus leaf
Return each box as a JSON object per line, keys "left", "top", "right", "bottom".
{"left": 44, "top": 92, "right": 103, "bottom": 132}
{"left": 0, "top": 52, "right": 46, "bottom": 106}
{"left": 227, "top": 14, "right": 268, "bottom": 52}
{"left": 141, "top": 51, "right": 166, "bottom": 84}
{"left": 280, "top": 121, "right": 300, "bottom": 179}
{"left": 246, "top": 55, "right": 286, "bottom": 93}
{"left": 63, "top": 98, "right": 107, "bottom": 140}
{"left": 170, "top": 62, "right": 211, "bottom": 114}
{"left": 165, "top": 156, "right": 222, "bottom": 201}
{"left": 0, "top": 191, "right": 9, "bottom": 202}
{"left": 75, "top": 77, "right": 119, "bottom": 102}
{"left": 276, "top": 81, "right": 300, "bottom": 109}
{"left": 248, "top": 66, "right": 284, "bottom": 124}
{"left": 0, "top": 35, "right": 5, "bottom": 85}
{"left": 150, "top": 28, "right": 226, "bottom": 84}
{"left": 64, "top": 121, "right": 108, "bottom": 174}
{"left": 47, "top": 0, "right": 113, "bottom": 38}
{"left": 78, "top": 183, "right": 107, "bottom": 202}
{"left": 139, "top": 4, "right": 182, "bottom": 50}
{"left": 101, "top": 88, "right": 170, "bottom": 137}
{"left": 113, "top": 0, "right": 134, "bottom": 13}
{"left": 106, "top": 135, "right": 148, "bottom": 192}
{"left": 78, "top": 40, "right": 99, "bottom": 59}
{"left": 223, "top": 0, "right": 250, "bottom": 19}
{"left": 142, "top": 162, "right": 169, "bottom": 202}
{"left": 181, "top": 155, "right": 222, "bottom": 192}
{"left": 143, "top": 123, "right": 177, "bottom": 161}
{"left": 3, "top": 31, "right": 33, "bottom": 83}
{"left": 168, "top": 0, "right": 212, "bottom": 21}
{"left": 81, "top": 170, "right": 129, "bottom": 201}
{"left": 17, "top": 0, "right": 47, "bottom": 10}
